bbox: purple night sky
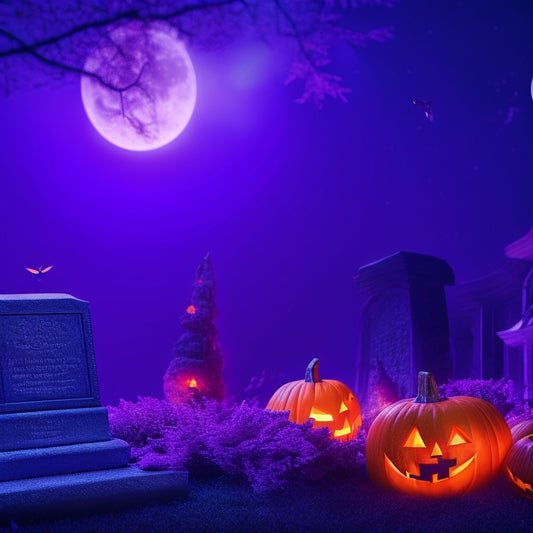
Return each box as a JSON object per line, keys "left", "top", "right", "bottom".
{"left": 0, "top": 0, "right": 531, "bottom": 407}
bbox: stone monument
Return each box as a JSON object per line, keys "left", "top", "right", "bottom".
{"left": 0, "top": 294, "right": 187, "bottom": 523}
{"left": 355, "top": 252, "right": 455, "bottom": 410}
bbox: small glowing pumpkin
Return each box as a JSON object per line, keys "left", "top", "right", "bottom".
{"left": 504, "top": 419, "right": 533, "bottom": 497}
{"left": 366, "top": 371, "right": 512, "bottom": 497}
{"left": 186, "top": 377, "right": 198, "bottom": 388}
{"left": 266, "top": 358, "right": 361, "bottom": 441}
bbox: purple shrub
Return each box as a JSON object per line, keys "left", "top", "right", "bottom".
{"left": 438, "top": 377, "right": 531, "bottom": 421}
{"left": 299, "top": 426, "right": 368, "bottom": 486}
{"left": 109, "top": 378, "right": 529, "bottom": 493}
{"left": 108, "top": 397, "right": 367, "bottom": 492}
{"left": 108, "top": 396, "right": 179, "bottom": 447}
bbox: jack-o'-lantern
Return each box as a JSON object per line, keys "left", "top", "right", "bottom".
{"left": 266, "top": 358, "right": 361, "bottom": 441}
{"left": 366, "top": 371, "right": 512, "bottom": 497}
{"left": 505, "top": 419, "right": 533, "bottom": 497}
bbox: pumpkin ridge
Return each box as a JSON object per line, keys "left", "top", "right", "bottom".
{"left": 458, "top": 396, "right": 510, "bottom": 469}
{"left": 297, "top": 382, "right": 316, "bottom": 424}
{"left": 267, "top": 380, "right": 297, "bottom": 411}
{"left": 511, "top": 419, "right": 533, "bottom": 443}
{"left": 317, "top": 380, "right": 342, "bottom": 405}
{"left": 285, "top": 381, "right": 310, "bottom": 424}
{"left": 267, "top": 380, "right": 303, "bottom": 420}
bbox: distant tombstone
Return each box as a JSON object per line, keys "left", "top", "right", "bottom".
{"left": 0, "top": 294, "right": 187, "bottom": 523}
{"left": 355, "top": 252, "right": 455, "bottom": 410}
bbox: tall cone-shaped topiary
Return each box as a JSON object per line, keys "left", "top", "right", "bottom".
{"left": 163, "top": 253, "right": 226, "bottom": 403}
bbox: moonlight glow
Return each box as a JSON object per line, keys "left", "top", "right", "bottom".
{"left": 81, "top": 24, "right": 196, "bottom": 151}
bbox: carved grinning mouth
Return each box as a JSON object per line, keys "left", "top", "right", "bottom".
{"left": 507, "top": 467, "right": 533, "bottom": 493}
{"left": 385, "top": 454, "right": 476, "bottom": 483}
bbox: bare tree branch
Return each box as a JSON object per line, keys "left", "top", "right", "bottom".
{"left": 0, "top": 0, "right": 396, "bottom": 104}
{"left": 0, "top": 1, "right": 243, "bottom": 58}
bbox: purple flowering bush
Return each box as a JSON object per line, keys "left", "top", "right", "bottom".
{"left": 438, "top": 377, "right": 531, "bottom": 423}
{"left": 107, "top": 396, "right": 179, "bottom": 447}
{"left": 108, "top": 378, "right": 530, "bottom": 492}
{"left": 108, "top": 398, "right": 367, "bottom": 492}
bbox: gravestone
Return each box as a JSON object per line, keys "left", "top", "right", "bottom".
{"left": 0, "top": 294, "right": 187, "bottom": 523}
{"left": 355, "top": 252, "right": 455, "bottom": 410}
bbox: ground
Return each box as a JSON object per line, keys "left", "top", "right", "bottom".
{"left": 2, "top": 474, "right": 531, "bottom": 532}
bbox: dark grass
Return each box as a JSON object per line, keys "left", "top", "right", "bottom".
{"left": 2, "top": 474, "right": 531, "bottom": 533}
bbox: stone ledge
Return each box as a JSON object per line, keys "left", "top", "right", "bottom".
{"left": 0, "top": 466, "right": 188, "bottom": 524}
{"left": 0, "top": 438, "right": 131, "bottom": 481}
{"left": 0, "top": 407, "right": 113, "bottom": 452}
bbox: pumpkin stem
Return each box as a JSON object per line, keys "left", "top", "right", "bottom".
{"left": 414, "top": 371, "right": 441, "bottom": 403}
{"left": 305, "top": 358, "right": 321, "bottom": 382}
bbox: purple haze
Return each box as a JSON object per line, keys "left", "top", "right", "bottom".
{"left": 0, "top": 0, "right": 531, "bottom": 407}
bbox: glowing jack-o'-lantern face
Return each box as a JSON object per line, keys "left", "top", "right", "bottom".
{"left": 266, "top": 358, "right": 361, "bottom": 441}
{"left": 384, "top": 423, "right": 476, "bottom": 488}
{"left": 309, "top": 393, "right": 362, "bottom": 440}
{"left": 504, "top": 420, "right": 533, "bottom": 498}
{"left": 366, "top": 372, "right": 512, "bottom": 497}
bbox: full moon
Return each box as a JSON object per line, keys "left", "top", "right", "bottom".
{"left": 81, "top": 24, "right": 196, "bottom": 151}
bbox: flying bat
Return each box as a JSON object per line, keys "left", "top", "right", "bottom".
{"left": 26, "top": 265, "right": 53, "bottom": 276}
{"left": 412, "top": 99, "right": 434, "bottom": 122}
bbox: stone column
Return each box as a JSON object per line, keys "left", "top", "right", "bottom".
{"left": 498, "top": 266, "right": 533, "bottom": 401}
{"left": 497, "top": 227, "right": 533, "bottom": 402}
{"left": 355, "top": 252, "right": 455, "bottom": 409}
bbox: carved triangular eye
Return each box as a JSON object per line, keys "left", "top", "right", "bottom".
{"left": 448, "top": 426, "right": 471, "bottom": 446}
{"left": 339, "top": 401, "right": 348, "bottom": 413}
{"left": 310, "top": 406, "right": 334, "bottom": 421}
{"left": 404, "top": 427, "right": 426, "bottom": 448}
